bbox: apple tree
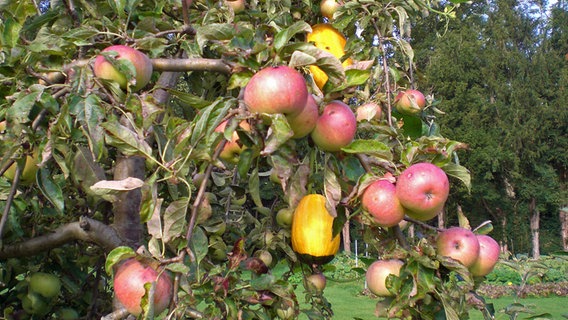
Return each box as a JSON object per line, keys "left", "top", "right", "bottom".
{"left": 0, "top": 0, "right": 498, "bottom": 319}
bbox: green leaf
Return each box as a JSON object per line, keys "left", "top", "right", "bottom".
{"left": 341, "top": 139, "right": 392, "bottom": 160}
{"left": 163, "top": 198, "right": 189, "bottom": 243}
{"left": 7, "top": 91, "right": 40, "bottom": 123}
{"left": 101, "top": 121, "right": 153, "bottom": 157}
{"left": 191, "top": 98, "right": 233, "bottom": 145}
{"left": 442, "top": 163, "right": 471, "bottom": 192}
{"left": 237, "top": 148, "right": 255, "bottom": 179}
{"left": 250, "top": 273, "right": 276, "bottom": 291}
{"left": 261, "top": 114, "right": 294, "bottom": 156}
{"left": 274, "top": 21, "right": 311, "bottom": 51}
{"left": 323, "top": 164, "right": 341, "bottom": 218}
{"left": 196, "top": 23, "right": 235, "bottom": 51}
{"left": 473, "top": 221, "right": 493, "bottom": 235}
{"left": 71, "top": 146, "right": 106, "bottom": 197}
{"left": 248, "top": 168, "right": 263, "bottom": 208}
{"left": 190, "top": 226, "right": 209, "bottom": 264}
{"left": 37, "top": 168, "right": 64, "bottom": 214}
{"left": 167, "top": 89, "right": 211, "bottom": 110}
{"left": 105, "top": 246, "right": 136, "bottom": 275}
{"left": 327, "top": 69, "right": 371, "bottom": 93}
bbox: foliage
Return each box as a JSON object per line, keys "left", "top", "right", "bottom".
{"left": 413, "top": 0, "right": 568, "bottom": 255}
{"left": 0, "top": 0, "right": 529, "bottom": 319}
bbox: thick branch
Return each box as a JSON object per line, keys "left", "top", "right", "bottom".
{"left": 152, "top": 58, "right": 232, "bottom": 74}
{"left": 0, "top": 216, "right": 123, "bottom": 259}
{"left": 42, "top": 58, "right": 232, "bottom": 84}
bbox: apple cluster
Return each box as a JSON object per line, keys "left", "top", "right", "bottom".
{"left": 437, "top": 227, "right": 501, "bottom": 277}
{"left": 217, "top": 65, "right": 358, "bottom": 156}
{"left": 361, "top": 162, "right": 450, "bottom": 228}
{"left": 19, "top": 272, "right": 62, "bottom": 317}
{"left": 363, "top": 162, "right": 500, "bottom": 297}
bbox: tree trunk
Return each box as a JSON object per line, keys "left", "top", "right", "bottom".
{"left": 343, "top": 211, "right": 351, "bottom": 253}
{"left": 560, "top": 206, "right": 568, "bottom": 252}
{"left": 529, "top": 197, "right": 540, "bottom": 259}
{"left": 437, "top": 207, "right": 445, "bottom": 229}
{"left": 113, "top": 156, "right": 145, "bottom": 248}
{"left": 500, "top": 212, "right": 508, "bottom": 254}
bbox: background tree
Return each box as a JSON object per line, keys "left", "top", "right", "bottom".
{"left": 414, "top": 0, "right": 568, "bottom": 256}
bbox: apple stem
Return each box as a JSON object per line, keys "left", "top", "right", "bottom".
{"left": 403, "top": 215, "right": 444, "bottom": 233}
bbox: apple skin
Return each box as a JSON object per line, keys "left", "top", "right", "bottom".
{"left": 304, "top": 273, "right": 327, "bottom": 293}
{"left": 394, "top": 89, "right": 426, "bottom": 115}
{"left": 436, "top": 227, "right": 480, "bottom": 268}
{"left": 243, "top": 66, "right": 309, "bottom": 116}
{"left": 214, "top": 120, "right": 251, "bottom": 163}
{"left": 276, "top": 207, "right": 294, "bottom": 228}
{"left": 356, "top": 102, "right": 382, "bottom": 122}
{"left": 225, "top": 0, "right": 245, "bottom": 12}
{"left": 29, "top": 272, "right": 61, "bottom": 299}
{"left": 94, "top": 45, "right": 153, "bottom": 91}
{"left": 310, "top": 100, "right": 357, "bottom": 152}
{"left": 113, "top": 258, "right": 173, "bottom": 316}
{"left": 395, "top": 162, "right": 449, "bottom": 221}
{"left": 287, "top": 94, "right": 319, "bottom": 139}
{"left": 469, "top": 235, "right": 500, "bottom": 276}
{"left": 361, "top": 179, "right": 405, "bottom": 228}
{"left": 365, "top": 259, "right": 404, "bottom": 297}
{"left": 320, "top": 0, "right": 340, "bottom": 20}
{"left": 3, "top": 149, "right": 40, "bottom": 185}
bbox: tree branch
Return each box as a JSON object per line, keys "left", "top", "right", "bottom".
{"left": 0, "top": 216, "right": 124, "bottom": 259}
{"left": 152, "top": 58, "right": 232, "bottom": 74}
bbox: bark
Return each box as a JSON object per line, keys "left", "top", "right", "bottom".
{"left": 438, "top": 207, "right": 446, "bottom": 229}
{"left": 529, "top": 197, "right": 540, "bottom": 259}
{"left": 560, "top": 206, "right": 568, "bottom": 252}
{"left": 342, "top": 215, "right": 351, "bottom": 253}
{"left": 112, "top": 156, "right": 145, "bottom": 248}
{"left": 0, "top": 217, "right": 123, "bottom": 259}
{"left": 482, "top": 199, "right": 508, "bottom": 253}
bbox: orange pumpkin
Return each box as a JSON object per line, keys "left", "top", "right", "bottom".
{"left": 291, "top": 194, "right": 340, "bottom": 265}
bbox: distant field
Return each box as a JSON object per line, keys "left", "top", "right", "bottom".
{"left": 296, "top": 277, "right": 568, "bottom": 319}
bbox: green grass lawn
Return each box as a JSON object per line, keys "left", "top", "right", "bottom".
{"left": 296, "top": 277, "right": 568, "bottom": 319}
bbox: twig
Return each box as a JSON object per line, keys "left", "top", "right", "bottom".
{"left": 371, "top": 19, "right": 393, "bottom": 127}
{"left": 403, "top": 215, "right": 444, "bottom": 233}
{"left": 0, "top": 165, "right": 22, "bottom": 243}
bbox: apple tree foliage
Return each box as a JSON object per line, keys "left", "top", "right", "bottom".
{"left": 0, "top": 0, "right": 499, "bottom": 319}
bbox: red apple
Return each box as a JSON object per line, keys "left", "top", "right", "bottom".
{"left": 320, "top": 0, "right": 340, "bottom": 20}
{"left": 310, "top": 100, "right": 357, "bottom": 152}
{"left": 113, "top": 258, "right": 173, "bottom": 316}
{"left": 94, "top": 45, "right": 153, "bottom": 91}
{"left": 287, "top": 94, "right": 319, "bottom": 139}
{"left": 365, "top": 259, "right": 403, "bottom": 297}
{"left": 394, "top": 89, "right": 426, "bottom": 115}
{"left": 361, "top": 179, "right": 405, "bottom": 227}
{"left": 304, "top": 273, "right": 327, "bottom": 293}
{"left": 469, "top": 235, "right": 500, "bottom": 276}
{"left": 225, "top": 0, "right": 245, "bottom": 12}
{"left": 395, "top": 162, "right": 449, "bottom": 221}
{"left": 214, "top": 119, "right": 251, "bottom": 163}
{"left": 356, "top": 102, "right": 382, "bottom": 122}
{"left": 436, "top": 227, "right": 480, "bottom": 268}
{"left": 243, "top": 66, "right": 309, "bottom": 116}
